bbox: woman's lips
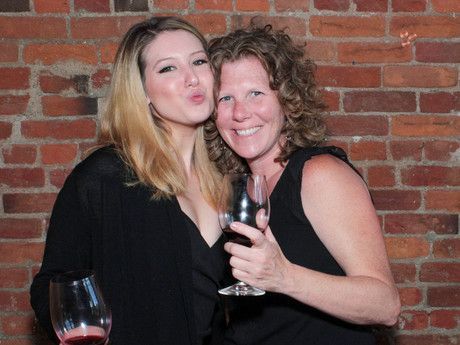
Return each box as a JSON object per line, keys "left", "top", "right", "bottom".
{"left": 188, "top": 91, "right": 206, "bottom": 104}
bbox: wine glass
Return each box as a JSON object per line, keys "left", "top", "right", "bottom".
{"left": 50, "top": 270, "right": 112, "bottom": 345}
{"left": 218, "top": 173, "right": 270, "bottom": 296}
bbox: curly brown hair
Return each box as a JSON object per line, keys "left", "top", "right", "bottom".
{"left": 204, "top": 24, "right": 327, "bottom": 173}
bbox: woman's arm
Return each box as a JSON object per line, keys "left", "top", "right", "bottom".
{"left": 225, "top": 154, "right": 400, "bottom": 326}
{"left": 30, "top": 172, "right": 93, "bottom": 342}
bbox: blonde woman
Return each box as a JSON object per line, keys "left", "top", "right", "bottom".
{"left": 31, "top": 17, "right": 225, "bottom": 345}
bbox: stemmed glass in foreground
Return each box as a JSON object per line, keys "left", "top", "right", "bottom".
{"left": 218, "top": 173, "right": 270, "bottom": 296}
{"left": 50, "top": 270, "right": 112, "bottom": 345}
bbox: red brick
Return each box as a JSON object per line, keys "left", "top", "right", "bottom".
{"left": 275, "top": 0, "right": 309, "bottom": 11}
{"left": 353, "top": 0, "right": 387, "bottom": 12}
{"left": 392, "top": 0, "right": 427, "bottom": 12}
{"left": 75, "top": 0, "right": 110, "bottom": 12}
{"left": 403, "top": 165, "right": 460, "bottom": 186}
{"left": 314, "top": 0, "right": 349, "bottom": 11}
{"left": 430, "top": 310, "right": 460, "bottom": 329}
{"left": 2, "top": 145, "right": 37, "bottom": 164}
{"left": 41, "top": 144, "right": 78, "bottom": 164}
{"left": 398, "top": 287, "right": 423, "bottom": 306}
{"left": 154, "top": 0, "right": 187, "bottom": 9}
{"left": 114, "top": 0, "right": 148, "bottom": 11}
{"left": 91, "top": 69, "right": 111, "bottom": 90}
{"left": 385, "top": 214, "right": 458, "bottom": 235}
{"left": 416, "top": 42, "right": 460, "bottom": 63}
{"left": 384, "top": 66, "right": 458, "bottom": 88}
{"left": 368, "top": 166, "right": 395, "bottom": 187}
{"left": 420, "top": 92, "right": 459, "bottom": 113}
{"left": 42, "top": 96, "right": 98, "bottom": 116}
{"left": 0, "top": 168, "right": 45, "bottom": 188}
{"left": 395, "top": 334, "right": 460, "bottom": 345}
{"left": 0, "top": 314, "right": 35, "bottom": 336}
{"left": 0, "top": 95, "right": 29, "bottom": 115}
{"left": 434, "top": 238, "right": 460, "bottom": 258}
{"left": 0, "top": 17, "right": 67, "bottom": 39}
{"left": 71, "top": 16, "right": 144, "bottom": 39}
{"left": 344, "top": 91, "right": 416, "bottom": 112}
{"left": 0, "top": 122, "right": 13, "bottom": 139}
{"left": 304, "top": 41, "right": 335, "bottom": 62}
{"left": 40, "top": 73, "right": 89, "bottom": 94}
{"left": 35, "top": 0, "right": 70, "bottom": 13}
{"left": 0, "top": 218, "right": 44, "bottom": 239}
{"left": 185, "top": 14, "right": 227, "bottom": 35}
{"left": 385, "top": 237, "right": 429, "bottom": 259}
{"left": 390, "top": 140, "right": 423, "bottom": 161}
{"left": 21, "top": 119, "right": 97, "bottom": 139}
{"left": 391, "top": 263, "right": 416, "bottom": 283}
{"left": 50, "top": 168, "right": 73, "bottom": 188}
{"left": 24, "top": 44, "right": 98, "bottom": 65}
{"left": 398, "top": 310, "right": 429, "bottom": 330}
{"left": 310, "top": 16, "right": 385, "bottom": 37}
{"left": 428, "top": 286, "right": 460, "bottom": 307}
{"left": 0, "top": 42, "right": 19, "bottom": 62}
{"left": 426, "top": 190, "right": 460, "bottom": 212}
{"left": 421, "top": 262, "right": 460, "bottom": 282}
{"left": 232, "top": 16, "right": 307, "bottom": 36}
{"left": 0, "top": 242, "right": 44, "bottom": 264}
{"left": 392, "top": 115, "right": 459, "bottom": 137}
{"left": 100, "top": 42, "right": 119, "bottom": 64}
{"left": 321, "top": 91, "right": 339, "bottom": 111}
{"left": 350, "top": 141, "right": 386, "bottom": 160}
{"left": 3, "top": 193, "right": 57, "bottom": 214}
{"left": 338, "top": 42, "right": 412, "bottom": 63}
{"left": 196, "top": 0, "right": 232, "bottom": 10}
{"left": 371, "top": 190, "right": 421, "bottom": 211}
{"left": 0, "top": 291, "right": 31, "bottom": 312}
{"left": 0, "top": 268, "right": 28, "bottom": 288}
{"left": 391, "top": 16, "right": 460, "bottom": 38}
{"left": 316, "top": 66, "right": 380, "bottom": 88}
{"left": 236, "top": 0, "right": 269, "bottom": 11}
{"left": 431, "top": 0, "right": 460, "bottom": 13}
{"left": 325, "top": 115, "right": 388, "bottom": 136}
{"left": 0, "top": 68, "right": 30, "bottom": 90}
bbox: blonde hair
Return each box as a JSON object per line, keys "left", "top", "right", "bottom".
{"left": 99, "top": 16, "right": 221, "bottom": 206}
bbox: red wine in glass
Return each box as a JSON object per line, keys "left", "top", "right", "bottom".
{"left": 218, "top": 173, "right": 270, "bottom": 296}
{"left": 50, "top": 270, "right": 111, "bottom": 345}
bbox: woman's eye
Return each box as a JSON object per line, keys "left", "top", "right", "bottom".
{"left": 218, "top": 95, "right": 231, "bottom": 102}
{"left": 158, "top": 66, "right": 175, "bottom": 73}
{"left": 194, "top": 59, "right": 208, "bottom": 66}
{"left": 251, "top": 91, "right": 263, "bottom": 96}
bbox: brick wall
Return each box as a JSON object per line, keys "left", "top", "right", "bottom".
{"left": 0, "top": 0, "right": 458, "bottom": 344}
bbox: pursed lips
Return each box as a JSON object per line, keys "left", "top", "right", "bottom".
{"left": 188, "top": 90, "right": 206, "bottom": 104}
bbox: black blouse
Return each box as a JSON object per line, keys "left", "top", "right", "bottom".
{"left": 183, "top": 213, "right": 227, "bottom": 345}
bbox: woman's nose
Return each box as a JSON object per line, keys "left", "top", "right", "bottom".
{"left": 233, "top": 101, "right": 250, "bottom": 122}
{"left": 186, "top": 68, "right": 199, "bottom": 87}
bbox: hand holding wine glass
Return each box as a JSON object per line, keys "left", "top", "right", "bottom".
{"left": 50, "top": 270, "right": 111, "bottom": 345}
{"left": 218, "top": 173, "right": 270, "bottom": 296}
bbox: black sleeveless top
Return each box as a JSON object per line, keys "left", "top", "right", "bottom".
{"left": 183, "top": 213, "right": 227, "bottom": 345}
{"left": 223, "top": 146, "right": 376, "bottom": 345}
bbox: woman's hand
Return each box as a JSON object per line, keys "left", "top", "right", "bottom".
{"left": 224, "top": 222, "right": 293, "bottom": 293}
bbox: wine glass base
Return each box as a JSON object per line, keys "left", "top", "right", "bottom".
{"left": 218, "top": 281, "right": 265, "bottom": 296}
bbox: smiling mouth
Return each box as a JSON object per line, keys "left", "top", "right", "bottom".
{"left": 235, "top": 127, "right": 261, "bottom": 136}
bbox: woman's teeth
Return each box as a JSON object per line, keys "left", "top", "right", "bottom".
{"left": 236, "top": 127, "right": 260, "bottom": 136}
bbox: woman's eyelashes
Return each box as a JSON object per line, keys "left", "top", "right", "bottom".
{"left": 218, "top": 95, "right": 232, "bottom": 103}
{"left": 158, "top": 58, "right": 208, "bottom": 74}
{"left": 193, "top": 58, "right": 208, "bottom": 66}
{"left": 158, "top": 65, "right": 175, "bottom": 73}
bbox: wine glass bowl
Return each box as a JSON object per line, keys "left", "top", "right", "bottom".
{"left": 50, "top": 270, "right": 111, "bottom": 345}
{"left": 218, "top": 173, "right": 270, "bottom": 296}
